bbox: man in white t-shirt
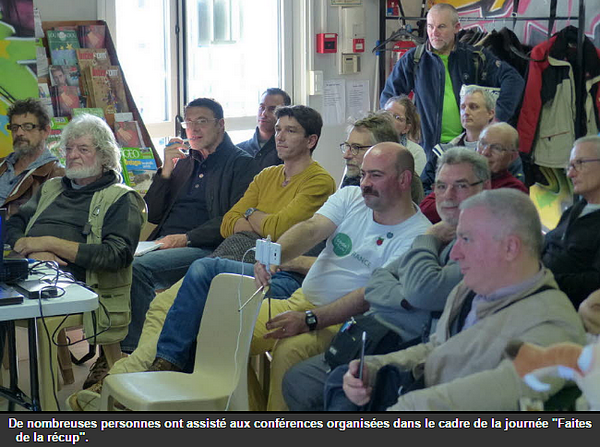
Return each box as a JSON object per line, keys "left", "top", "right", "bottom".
{"left": 252, "top": 142, "right": 431, "bottom": 410}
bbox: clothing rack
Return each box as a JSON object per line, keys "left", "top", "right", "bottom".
{"left": 377, "top": 0, "right": 587, "bottom": 133}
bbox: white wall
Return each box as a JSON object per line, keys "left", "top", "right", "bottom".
{"left": 34, "top": 0, "right": 98, "bottom": 22}
{"left": 307, "top": 0, "right": 379, "bottom": 184}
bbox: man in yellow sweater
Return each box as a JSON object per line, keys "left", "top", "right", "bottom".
{"left": 69, "top": 105, "right": 336, "bottom": 411}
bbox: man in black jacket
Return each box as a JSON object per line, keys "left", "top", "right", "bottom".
{"left": 542, "top": 135, "right": 600, "bottom": 308}
{"left": 119, "top": 98, "right": 257, "bottom": 360}
{"left": 237, "top": 88, "right": 291, "bottom": 170}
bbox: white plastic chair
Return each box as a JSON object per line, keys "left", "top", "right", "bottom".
{"left": 100, "top": 273, "right": 265, "bottom": 411}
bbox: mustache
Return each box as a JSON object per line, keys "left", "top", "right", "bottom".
{"left": 361, "top": 186, "right": 379, "bottom": 196}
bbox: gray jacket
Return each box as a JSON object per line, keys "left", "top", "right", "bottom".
{"left": 366, "top": 234, "right": 459, "bottom": 341}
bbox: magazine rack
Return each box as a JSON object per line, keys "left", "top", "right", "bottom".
{"left": 41, "top": 20, "right": 160, "bottom": 166}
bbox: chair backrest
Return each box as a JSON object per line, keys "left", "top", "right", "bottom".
{"left": 194, "top": 273, "right": 265, "bottom": 410}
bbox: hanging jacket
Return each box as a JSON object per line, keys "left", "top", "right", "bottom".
{"left": 517, "top": 26, "right": 600, "bottom": 168}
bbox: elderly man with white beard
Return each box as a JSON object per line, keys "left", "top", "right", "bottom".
{"left": 6, "top": 113, "right": 146, "bottom": 349}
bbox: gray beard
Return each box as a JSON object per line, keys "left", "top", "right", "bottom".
{"left": 13, "top": 141, "right": 43, "bottom": 158}
{"left": 65, "top": 160, "right": 103, "bottom": 180}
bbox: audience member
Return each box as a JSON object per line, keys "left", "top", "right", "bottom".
{"left": 379, "top": 3, "right": 524, "bottom": 159}
{"left": 2, "top": 98, "right": 64, "bottom": 217}
{"left": 542, "top": 135, "right": 600, "bottom": 308}
{"left": 237, "top": 88, "right": 291, "bottom": 170}
{"left": 324, "top": 189, "right": 586, "bottom": 411}
{"left": 6, "top": 114, "right": 145, "bottom": 366}
{"left": 120, "top": 98, "right": 257, "bottom": 364}
{"left": 420, "top": 85, "right": 496, "bottom": 192}
{"left": 420, "top": 122, "right": 527, "bottom": 223}
{"left": 381, "top": 95, "right": 426, "bottom": 175}
{"left": 283, "top": 147, "right": 490, "bottom": 411}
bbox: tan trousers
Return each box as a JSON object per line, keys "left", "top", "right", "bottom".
{"left": 250, "top": 288, "right": 341, "bottom": 411}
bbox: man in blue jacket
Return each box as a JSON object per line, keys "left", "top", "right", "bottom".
{"left": 379, "top": 3, "right": 524, "bottom": 161}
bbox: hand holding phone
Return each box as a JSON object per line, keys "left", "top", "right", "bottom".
{"left": 358, "top": 331, "right": 366, "bottom": 381}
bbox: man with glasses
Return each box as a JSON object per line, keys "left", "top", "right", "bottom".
{"left": 118, "top": 98, "right": 258, "bottom": 372}
{"left": 1, "top": 98, "right": 64, "bottom": 217}
{"left": 283, "top": 147, "right": 490, "bottom": 411}
{"left": 420, "top": 122, "right": 527, "bottom": 223}
{"left": 340, "top": 112, "right": 424, "bottom": 204}
{"left": 237, "top": 88, "right": 291, "bottom": 170}
{"left": 542, "top": 135, "right": 600, "bottom": 307}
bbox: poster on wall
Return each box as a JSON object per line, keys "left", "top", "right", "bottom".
{"left": 0, "top": 0, "right": 39, "bottom": 156}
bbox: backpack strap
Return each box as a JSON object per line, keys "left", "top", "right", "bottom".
{"left": 413, "top": 43, "right": 426, "bottom": 84}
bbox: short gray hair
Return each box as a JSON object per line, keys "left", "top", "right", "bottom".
{"left": 460, "top": 189, "right": 543, "bottom": 257}
{"left": 435, "top": 146, "right": 490, "bottom": 183}
{"left": 60, "top": 114, "right": 122, "bottom": 173}
{"left": 460, "top": 85, "right": 498, "bottom": 112}
{"left": 574, "top": 135, "right": 600, "bottom": 157}
{"left": 429, "top": 3, "right": 459, "bottom": 25}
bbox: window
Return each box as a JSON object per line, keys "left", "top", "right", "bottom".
{"left": 103, "top": 0, "right": 288, "bottom": 149}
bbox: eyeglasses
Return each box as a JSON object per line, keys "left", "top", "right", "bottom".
{"left": 6, "top": 123, "right": 40, "bottom": 132}
{"left": 565, "top": 158, "right": 600, "bottom": 172}
{"left": 181, "top": 118, "right": 219, "bottom": 129}
{"left": 434, "top": 180, "right": 484, "bottom": 193}
{"left": 340, "top": 143, "right": 371, "bottom": 155}
{"left": 476, "top": 141, "right": 515, "bottom": 154}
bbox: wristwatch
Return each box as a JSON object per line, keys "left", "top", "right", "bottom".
{"left": 244, "top": 207, "right": 258, "bottom": 220}
{"left": 305, "top": 310, "right": 318, "bottom": 331}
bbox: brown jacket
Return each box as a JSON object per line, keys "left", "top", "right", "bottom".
{"left": 0, "top": 157, "right": 65, "bottom": 217}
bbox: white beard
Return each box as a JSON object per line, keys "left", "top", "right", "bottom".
{"left": 65, "top": 159, "right": 103, "bottom": 180}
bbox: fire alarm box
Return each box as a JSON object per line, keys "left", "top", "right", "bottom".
{"left": 317, "top": 33, "right": 338, "bottom": 53}
{"left": 353, "top": 38, "right": 365, "bottom": 53}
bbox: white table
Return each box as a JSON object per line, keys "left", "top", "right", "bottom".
{"left": 0, "top": 273, "right": 97, "bottom": 411}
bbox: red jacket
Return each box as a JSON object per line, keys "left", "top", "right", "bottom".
{"left": 517, "top": 26, "right": 600, "bottom": 166}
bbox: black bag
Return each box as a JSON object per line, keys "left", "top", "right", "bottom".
{"left": 324, "top": 314, "right": 402, "bottom": 370}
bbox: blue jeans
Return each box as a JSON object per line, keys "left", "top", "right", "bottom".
{"left": 120, "top": 246, "right": 212, "bottom": 353}
{"left": 323, "top": 365, "right": 362, "bottom": 411}
{"left": 155, "top": 257, "right": 303, "bottom": 371}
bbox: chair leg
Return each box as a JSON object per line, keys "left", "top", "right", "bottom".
{"left": 56, "top": 330, "right": 74, "bottom": 386}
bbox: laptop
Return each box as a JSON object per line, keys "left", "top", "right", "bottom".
{"left": 0, "top": 208, "right": 24, "bottom": 305}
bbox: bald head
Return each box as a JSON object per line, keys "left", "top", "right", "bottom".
{"left": 366, "top": 142, "right": 415, "bottom": 177}
{"left": 477, "top": 122, "right": 519, "bottom": 174}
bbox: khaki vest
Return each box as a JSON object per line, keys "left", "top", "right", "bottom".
{"left": 25, "top": 177, "right": 147, "bottom": 345}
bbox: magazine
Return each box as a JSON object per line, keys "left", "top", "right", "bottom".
{"left": 47, "top": 117, "right": 70, "bottom": 166}
{"left": 78, "top": 24, "right": 106, "bottom": 49}
{"left": 50, "top": 85, "right": 83, "bottom": 118}
{"left": 120, "top": 147, "right": 158, "bottom": 195}
{"left": 114, "top": 121, "right": 144, "bottom": 148}
{"left": 49, "top": 65, "right": 80, "bottom": 87}
{"left": 47, "top": 29, "right": 80, "bottom": 66}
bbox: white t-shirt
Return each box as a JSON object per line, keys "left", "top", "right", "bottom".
{"left": 301, "top": 186, "right": 432, "bottom": 306}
